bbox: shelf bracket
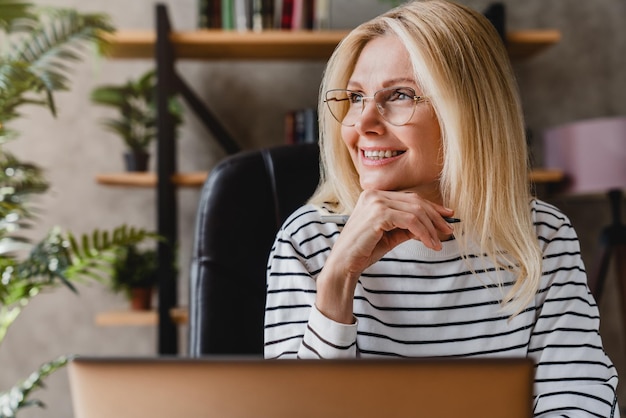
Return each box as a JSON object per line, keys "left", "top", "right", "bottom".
{"left": 174, "top": 72, "right": 241, "bottom": 154}
{"left": 155, "top": 2, "right": 179, "bottom": 355}
{"left": 153, "top": 2, "right": 243, "bottom": 356}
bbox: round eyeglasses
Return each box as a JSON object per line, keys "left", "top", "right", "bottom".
{"left": 324, "top": 86, "right": 428, "bottom": 127}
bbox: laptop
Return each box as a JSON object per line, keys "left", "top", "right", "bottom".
{"left": 67, "top": 356, "right": 534, "bottom": 418}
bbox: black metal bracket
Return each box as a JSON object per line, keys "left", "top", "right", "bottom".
{"left": 155, "top": 3, "right": 179, "bottom": 355}
{"left": 154, "top": 3, "right": 242, "bottom": 355}
{"left": 174, "top": 72, "right": 241, "bottom": 155}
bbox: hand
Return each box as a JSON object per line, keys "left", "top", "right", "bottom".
{"left": 335, "top": 189, "right": 454, "bottom": 270}
{"left": 315, "top": 190, "right": 455, "bottom": 323}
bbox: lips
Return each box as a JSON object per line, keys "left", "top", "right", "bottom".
{"left": 362, "top": 149, "right": 406, "bottom": 160}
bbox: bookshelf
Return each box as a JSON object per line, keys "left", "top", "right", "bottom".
{"left": 98, "top": 4, "right": 562, "bottom": 355}
{"left": 100, "top": 28, "right": 563, "bottom": 189}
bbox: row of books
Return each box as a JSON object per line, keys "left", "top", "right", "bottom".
{"left": 285, "top": 107, "right": 319, "bottom": 144}
{"left": 198, "top": 0, "right": 331, "bottom": 31}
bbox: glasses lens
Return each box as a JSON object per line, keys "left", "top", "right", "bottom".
{"left": 324, "top": 87, "right": 419, "bottom": 126}
{"left": 375, "top": 87, "right": 417, "bottom": 126}
{"left": 325, "top": 90, "right": 361, "bottom": 126}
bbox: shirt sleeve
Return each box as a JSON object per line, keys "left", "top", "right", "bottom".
{"left": 530, "top": 204, "right": 619, "bottom": 417}
{"left": 264, "top": 214, "right": 358, "bottom": 359}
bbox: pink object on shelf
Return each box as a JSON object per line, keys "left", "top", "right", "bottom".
{"left": 543, "top": 116, "right": 626, "bottom": 194}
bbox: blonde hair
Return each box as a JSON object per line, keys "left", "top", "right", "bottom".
{"left": 310, "top": 0, "right": 542, "bottom": 314}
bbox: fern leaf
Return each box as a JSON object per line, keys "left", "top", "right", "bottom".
{"left": 0, "top": 355, "right": 70, "bottom": 417}
{"left": 0, "top": 1, "right": 34, "bottom": 31}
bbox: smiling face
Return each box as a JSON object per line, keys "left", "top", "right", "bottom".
{"left": 341, "top": 35, "right": 443, "bottom": 203}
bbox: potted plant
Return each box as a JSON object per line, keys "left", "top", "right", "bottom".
{"left": 90, "top": 69, "right": 184, "bottom": 171}
{"left": 0, "top": 1, "right": 161, "bottom": 416}
{"left": 110, "top": 244, "right": 159, "bottom": 310}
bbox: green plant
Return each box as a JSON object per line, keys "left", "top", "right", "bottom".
{"left": 110, "top": 244, "right": 158, "bottom": 299}
{"left": 90, "top": 69, "right": 184, "bottom": 153}
{"left": 0, "top": 356, "right": 69, "bottom": 416}
{"left": 0, "top": 1, "right": 161, "bottom": 416}
{"left": 0, "top": 1, "right": 113, "bottom": 139}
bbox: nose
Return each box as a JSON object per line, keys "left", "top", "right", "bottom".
{"left": 355, "top": 96, "right": 385, "bottom": 131}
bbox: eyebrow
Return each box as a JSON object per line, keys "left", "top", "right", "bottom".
{"left": 346, "top": 77, "right": 418, "bottom": 90}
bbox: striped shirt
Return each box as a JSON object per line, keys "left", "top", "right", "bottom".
{"left": 265, "top": 199, "right": 619, "bottom": 417}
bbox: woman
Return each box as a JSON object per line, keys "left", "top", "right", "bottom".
{"left": 264, "top": 0, "right": 619, "bottom": 416}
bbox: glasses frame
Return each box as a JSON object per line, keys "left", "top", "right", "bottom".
{"left": 324, "top": 86, "right": 428, "bottom": 127}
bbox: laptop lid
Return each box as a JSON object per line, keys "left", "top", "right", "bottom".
{"left": 67, "top": 356, "right": 534, "bottom": 418}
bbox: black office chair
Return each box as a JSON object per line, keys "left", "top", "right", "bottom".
{"left": 188, "top": 143, "right": 320, "bottom": 356}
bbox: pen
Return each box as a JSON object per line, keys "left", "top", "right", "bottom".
{"left": 320, "top": 215, "right": 461, "bottom": 224}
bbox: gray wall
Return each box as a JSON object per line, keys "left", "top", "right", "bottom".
{"left": 1, "top": 0, "right": 625, "bottom": 416}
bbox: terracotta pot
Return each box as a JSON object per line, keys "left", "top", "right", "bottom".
{"left": 130, "top": 287, "right": 153, "bottom": 310}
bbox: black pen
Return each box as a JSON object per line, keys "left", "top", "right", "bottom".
{"left": 320, "top": 215, "right": 461, "bottom": 224}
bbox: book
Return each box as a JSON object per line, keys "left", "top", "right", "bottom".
{"left": 198, "top": 0, "right": 222, "bottom": 29}
{"left": 285, "top": 107, "right": 318, "bottom": 144}
{"left": 204, "top": 0, "right": 327, "bottom": 33}
{"left": 273, "top": 0, "right": 283, "bottom": 28}
{"left": 314, "top": 0, "right": 330, "bottom": 30}
{"left": 302, "top": 0, "right": 314, "bottom": 30}
{"left": 222, "top": 0, "right": 235, "bottom": 29}
{"left": 284, "top": 111, "right": 296, "bottom": 144}
{"left": 252, "top": 0, "right": 263, "bottom": 31}
{"left": 198, "top": 0, "right": 209, "bottom": 28}
{"left": 262, "top": 0, "right": 275, "bottom": 29}
{"left": 234, "top": 0, "right": 250, "bottom": 31}
{"left": 302, "top": 107, "right": 318, "bottom": 143}
{"left": 290, "top": 0, "right": 315, "bottom": 30}
{"left": 280, "top": 0, "right": 294, "bottom": 29}
{"left": 291, "top": 0, "right": 303, "bottom": 30}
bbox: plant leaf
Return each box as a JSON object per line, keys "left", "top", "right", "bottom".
{"left": 0, "top": 355, "right": 70, "bottom": 417}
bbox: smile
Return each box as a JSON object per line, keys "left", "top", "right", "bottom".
{"left": 363, "top": 149, "right": 405, "bottom": 160}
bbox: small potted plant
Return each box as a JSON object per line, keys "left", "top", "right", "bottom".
{"left": 110, "top": 244, "right": 159, "bottom": 310}
{"left": 90, "top": 69, "right": 184, "bottom": 171}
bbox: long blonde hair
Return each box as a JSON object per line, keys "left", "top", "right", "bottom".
{"left": 310, "top": 0, "right": 542, "bottom": 314}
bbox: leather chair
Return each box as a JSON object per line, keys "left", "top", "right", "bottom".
{"left": 188, "top": 143, "right": 320, "bottom": 356}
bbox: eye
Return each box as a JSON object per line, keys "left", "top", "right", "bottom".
{"left": 347, "top": 91, "right": 364, "bottom": 104}
{"left": 388, "top": 88, "right": 415, "bottom": 102}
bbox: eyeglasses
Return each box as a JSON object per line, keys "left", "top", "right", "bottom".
{"left": 324, "top": 86, "right": 427, "bottom": 127}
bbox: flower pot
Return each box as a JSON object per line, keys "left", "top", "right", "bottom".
{"left": 129, "top": 287, "right": 153, "bottom": 310}
{"left": 124, "top": 151, "right": 150, "bottom": 172}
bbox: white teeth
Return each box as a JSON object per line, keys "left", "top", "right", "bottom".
{"left": 363, "top": 150, "right": 403, "bottom": 160}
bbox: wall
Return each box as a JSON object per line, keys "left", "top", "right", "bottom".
{"left": 1, "top": 0, "right": 625, "bottom": 416}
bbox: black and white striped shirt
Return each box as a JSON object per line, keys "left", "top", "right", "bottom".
{"left": 265, "top": 199, "right": 619, "bottom": 417}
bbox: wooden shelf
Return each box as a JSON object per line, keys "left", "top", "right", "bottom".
{"left": 529, "top": 168, "right": 564, "bottom": 184}
{"left": 97, "top": 168, "right": 563, "bottom": 188}
{"left": 507, "top": 29, "right": 561, "bottom": 61}
{"left": 96, "top": 307, "right": 188, "bottom": 326}
{"left": 105, "top": 29, "right": 349, "bottom": 60}
{"left": 96, "top": 172, "right": 208, "bottom": 187}
{"left": 104, "top": 28, "right": 560, "bottom": 61}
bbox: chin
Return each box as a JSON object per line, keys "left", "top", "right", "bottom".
{"left": 360, "top": 181, "right": 401, "bottom": 191}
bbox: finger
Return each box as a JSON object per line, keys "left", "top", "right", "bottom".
{"left": 391, "top": 194, "right": 456, "bottom": 236}
{"left": 379, "top": 208, "right": 441, "bottom": 250}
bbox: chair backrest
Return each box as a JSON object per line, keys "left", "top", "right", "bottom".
{"left": 188, "top": 143, "right": 320, "bottom": 356}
